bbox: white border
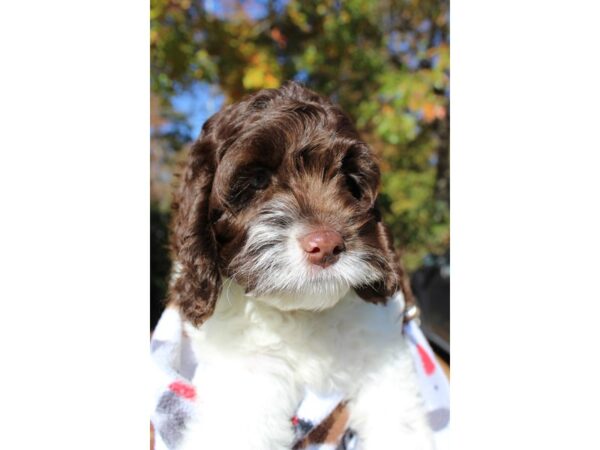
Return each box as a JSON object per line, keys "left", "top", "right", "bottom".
{"left": 452, "top": 0, "right": 600, "bottom": 447}
{"left": 1, "top": 1, "right": 149, "bottom": 448}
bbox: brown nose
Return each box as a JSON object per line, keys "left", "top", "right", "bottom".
{"left": 298, "top": 229, "right": 346, "bottom": 268}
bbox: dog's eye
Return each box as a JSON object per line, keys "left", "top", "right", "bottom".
{"left": 229, "top": 167, "right": 271, "bottom": 206}
{"left": 345, "top": 174, "right": 363, "bottom": 200}
{"left": 248, "top": 168, "right": 270, "bottom": 191}
{"left": 342, "top": 145, "right": 370, "bottom": 201}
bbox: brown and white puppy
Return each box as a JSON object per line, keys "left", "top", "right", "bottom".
{"left": 169, "top": 82, "right": 434, "bottom": 450}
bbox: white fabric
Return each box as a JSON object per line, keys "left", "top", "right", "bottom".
{"left": 150, "top": 305, "right": 450, "bottom": 449}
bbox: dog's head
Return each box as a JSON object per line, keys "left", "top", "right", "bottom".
{"left": 169, "top": 82, "right": 412, "bottom": 325}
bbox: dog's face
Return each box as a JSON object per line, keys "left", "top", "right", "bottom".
{"left": 170, "top": 82, "right": 411, "bottom": 325}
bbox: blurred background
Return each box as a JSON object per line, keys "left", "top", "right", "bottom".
{"left": 150, "top": 0, "right": 449, "bottom": 359}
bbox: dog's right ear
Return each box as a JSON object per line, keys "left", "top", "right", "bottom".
{"left": 355, "top": 205, "right": 417, "bottom": 312}
{"left": 169, "top": 127, "right": 222, "bottom": 326}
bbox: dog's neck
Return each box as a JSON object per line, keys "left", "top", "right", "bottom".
{"left": 182, "top": 278, "right": 406, "bottom": 395}
{"left": 241, "top": 282, "right": 350, "bottom": 313}
{"left": 184, "top": 279, "right": 359, "bottom": 362}
{"left": 213, "top": 278, "right": 351, "bottom": 317}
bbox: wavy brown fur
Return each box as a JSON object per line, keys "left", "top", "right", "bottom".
{"left": 169, "top": 82, "right": 414, "bottom": 326}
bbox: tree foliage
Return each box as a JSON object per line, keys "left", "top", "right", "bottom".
{"left": 151, "top": 0, "right": 449, "bottom": 270}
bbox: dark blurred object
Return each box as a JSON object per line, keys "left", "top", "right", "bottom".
{"left": 411, "top": 251, "right": 450, "bottom": 363}
{"left": 151, "top": 206, "right": 171, "bottom": 331}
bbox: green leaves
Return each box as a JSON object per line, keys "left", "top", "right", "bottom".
{"left": 150, "top": 0, "right": 450, "bottom": 270}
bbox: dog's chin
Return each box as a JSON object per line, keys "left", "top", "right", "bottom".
{"left": 245, "top": 282, "right": 351, "bottom": 312}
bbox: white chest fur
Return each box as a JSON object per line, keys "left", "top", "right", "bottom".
{"left": 184, "top": 281, "right": 407, "bottom": 394}
{"left": 180, "top": 281, "right": 434, "bottom": 450}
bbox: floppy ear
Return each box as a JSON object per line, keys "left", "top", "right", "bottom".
{"left": 355, "top": 209, "right": 416, "bottom": 310}
{"left": 169, "top": 131, "right": 222, "bottom": 326}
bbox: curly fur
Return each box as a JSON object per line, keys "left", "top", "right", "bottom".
{"left": 167, "top": 82, "right": 433, "bottom": 449}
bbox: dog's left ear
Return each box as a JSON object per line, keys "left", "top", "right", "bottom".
{"left": 169, "top": 128, "right": 222, "bottom": 326}
{"left": 355, "top": 210, "right": 416, "bottom": 309}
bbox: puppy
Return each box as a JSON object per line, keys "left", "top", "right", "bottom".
{"left": 168, "top": 82, "right": 434, "bottom": 449}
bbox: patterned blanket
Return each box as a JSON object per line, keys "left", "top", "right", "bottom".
{"left": 150, "top": 304, "right": 449, "bottom": 449}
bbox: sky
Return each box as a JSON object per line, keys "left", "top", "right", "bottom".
{"left": 171, "top": 82, "right": 225, "bottom": 139}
